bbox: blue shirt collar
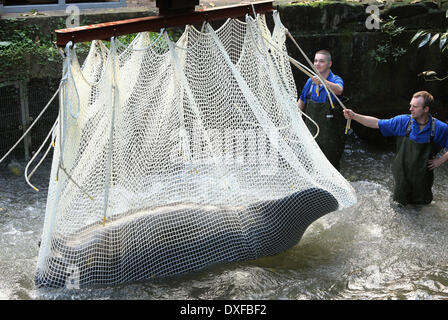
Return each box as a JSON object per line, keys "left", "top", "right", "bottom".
{"left": 411, "top": 114, "right": 432, "bottom": 127}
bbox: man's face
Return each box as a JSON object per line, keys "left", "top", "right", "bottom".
{"left": 409, "top": 96, "right": 428, "bottom": 119}
{"left": 314, "top": 53, "right": 332, "bottom": 74}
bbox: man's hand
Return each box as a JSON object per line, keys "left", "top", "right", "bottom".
{"left": 311, "top": 76, "right": 343, "bottom": 96}
{"left": 428, "top": 158, "right": 443, "bottom": 170}
{"left": 429, "top": 151, "right": 448, "bottom": 170}
{"left": 311, "top": 76, "right": 322, "bottom": 85}
{"left": 342, "top": 109, "right": 379, "bottom": 129}
{"left": 343, "top": 109, "right": 355, "bottom": 120}
{"left": 428, "top": 153, "right": 448, "bottom": 170}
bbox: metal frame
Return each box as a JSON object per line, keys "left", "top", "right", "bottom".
{"left": 55, "top": 1, "right": 274, "bottom": 47}
{"left": 0, "top": 0, "right": 126, "bottom": 14}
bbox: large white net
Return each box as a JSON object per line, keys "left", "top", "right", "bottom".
{"left": 35, "top": 12, "right": 356, "bottom": 288}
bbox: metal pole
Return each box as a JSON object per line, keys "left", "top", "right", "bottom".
{"left": 18, "top": 80, "right": 31, "bottom": 160}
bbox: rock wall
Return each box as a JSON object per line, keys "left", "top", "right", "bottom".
{"left": 274, "top": 2, "right": 448, "bottom": 145}
{"left": 1, "top": 2, "right": 446, "bottom": 149}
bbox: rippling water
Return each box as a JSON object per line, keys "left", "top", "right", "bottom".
{"left": 1, "top": 135, "right": 447, "bottom": 300}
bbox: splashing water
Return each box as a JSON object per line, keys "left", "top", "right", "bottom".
{"left": 0, "top": 135, "right": 447, "bottom": 300}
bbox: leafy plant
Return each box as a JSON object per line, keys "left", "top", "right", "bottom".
{"left": 0, "top": 15, "right": 184, "bottom": 83}
{"left": 410, "top": 9, "right": 448, "bottom": 52}
{"left": 0, "top": 18, "right": 64, "bottom": 82}
{"left": 410, "top": 8, "right": 448, "bottom": 82}
{"left": 369, "top": 16, "right": 407, "bottom": 65}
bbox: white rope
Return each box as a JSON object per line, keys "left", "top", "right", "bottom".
{"left": 57, "top": 41, "right": 75, "bottom": 171}
{"left": 207, "top": 22, "right": 317, "bottom": 183}
{"left": 24, "top": 119, "right": 58, "bottom": 191}
{"left": 251, "top": 22, "right": 351, "bottom": 134}
{"left": 62, "top": 42, "right": 80, "bottom": 119}
{"left": 285, "top": 31, "right": 351, "bottom": 133}
{"left": 0, "top": 84, "right": 61, "bottom": 165}
{"left": 165, "top": 29, "right": 224, "bottom": 171}
{"left": 250, "top": 3, "right": 257, "bottom": 19}
{"left": 245, "top": 14, "right": 321, "bottom": 139}
{"left": 102, "top": 36, "right": 118, "bottom": 225}
{"left": 126, "top": 28, "right": 166, "bottom": 52}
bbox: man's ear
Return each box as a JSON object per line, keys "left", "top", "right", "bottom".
{"left": 424, "top": 106, "right": 430, "bottom": 113}
{"left": 329, "top": 60, "right": 332, "bottom": 68}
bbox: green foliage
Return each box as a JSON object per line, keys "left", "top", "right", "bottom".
{"left": 369, "top": 16, "right": 407, "bottom": 65}
{"left": 0, "top": 18, "right": 65, "bottom": 82}
{"left": 411, "top": 8, "right": 448, "bottom": 82}
{"left": 0, "top": 16, "right": 184, "bottom": 83}
{"left": 410, "top": 9, "right": 448, "bottom": 52}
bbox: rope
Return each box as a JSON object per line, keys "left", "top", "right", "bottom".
{"left": 285, "top": 31, "right": 352, "bottom": 134}
{"left": 58, "top": 165, "right": 94, "bottom": 200}
{"left": 1, "top": 41, "right": 94, "bottom": 199}
{"left": 102, "top": 36, "right": 118, "bottom": 226}
{"left": 24, "top": 119, "right": 58, "bottom": 191}
{"left": 248, "top": 15, "right": 351, "bottom": 134}
{"left": 0, "top": 84, "right": 61, "bottom": 165}
{"left": 61, "top": 42, "right": 81, "bottom": 119}
{"left": 245, "top": 13, "right": 320, "bottom": 139}
{"left": 257, "top": 27, "right": 351, "bottom": 134}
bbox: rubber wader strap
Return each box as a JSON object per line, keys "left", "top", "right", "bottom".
{"left": 405, "top": 118, "right": 413, "bottom": 137}
{"left": 406, "top": 117, "right": 436, "bottom": 140}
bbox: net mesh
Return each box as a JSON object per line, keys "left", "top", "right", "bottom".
{"left": 35, "top": 12, "right": 356, "bottom": 288}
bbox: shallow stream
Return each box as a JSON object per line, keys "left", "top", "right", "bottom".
{"left": 1, "top": 135, "right": 447, "bottom": 300}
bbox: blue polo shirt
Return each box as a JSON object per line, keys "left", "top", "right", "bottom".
{"left": 299, "top": 70, "right": 344, "bottom": 104}
{"left": 378, "top": 114, "right": 448, "bottom": 148}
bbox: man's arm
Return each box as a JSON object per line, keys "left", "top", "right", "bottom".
{"left": 428, "top": 151, "right": 448, "bottom": 170}
{"left": 324, "top": 79, "right": 343, "bottom": 96}
{"left": 298, "top": 98, "right": 305, "bottom": 111}
{"left": 428, "top": 121, "right": 448, "bottom": 170}
{"left": 343, "top": 109, "right": 379, "bottom": 129}
{"left": 312, "top": 76, "right": 343, "bottom": 96}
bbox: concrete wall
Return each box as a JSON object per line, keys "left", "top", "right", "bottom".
{"left": 126, "top": 0, "right": 154, "bottom": 8}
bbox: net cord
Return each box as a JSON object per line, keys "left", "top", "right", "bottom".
{"left": 245, "top": 13, "right": 320, "bottom": 140}
{"left": 206, "top": 22, "right": 318, "bottom": 187}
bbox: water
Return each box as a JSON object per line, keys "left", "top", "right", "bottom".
{"left": 1, "top": 135, "right": 447, "bottom": 300}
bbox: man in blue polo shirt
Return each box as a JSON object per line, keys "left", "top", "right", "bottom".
{"left": 343, "top": 91, "right": 448, "bottom": 205}
{"left": 298, "top": 49, "right": 345, "bottom": 170}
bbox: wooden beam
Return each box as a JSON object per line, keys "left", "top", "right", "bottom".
{"left": 55, "top": 1, "right": 274, "bottom": 47}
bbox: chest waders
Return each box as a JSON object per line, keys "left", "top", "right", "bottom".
{"left": 392, "top": 118, "right": 442, "bottom": 205}
{"left": 304, "top": 85, "right": 346, "bottom": 170}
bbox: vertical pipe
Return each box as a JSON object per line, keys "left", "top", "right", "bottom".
{"left": 18, "top": 80, "right": 31, "bottom": 160}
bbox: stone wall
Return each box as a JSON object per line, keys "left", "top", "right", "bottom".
{"left": 277, "top": 2, "right": 447, "bottom": 106}
{"left": 1, "top": 1, "right": 447, "bottom": 150}
{"left": 274, "top": 2, "right": 448, "bottom": 145}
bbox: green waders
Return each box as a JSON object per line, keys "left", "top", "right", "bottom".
{"left": 392, "top": 118, "right": 442, "bottom": 205}
{"left": 304, "top": 90, "right": 346, "bottom": 170}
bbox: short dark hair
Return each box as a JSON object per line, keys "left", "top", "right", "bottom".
{"left": 315, "top": 49, "right": 332, "bottom": 62}
{"left": 412, "top": 91, "right": 434, "bottom": 108}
